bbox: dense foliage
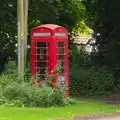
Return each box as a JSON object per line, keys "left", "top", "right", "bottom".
{"left": 84, "top": 0, "right": 120, "bottom": 90}
{"left": 0, "top": 0, "right": 88, "bottom": 71}
{"left": 0, "top": 61, "right": 76, "bottom": 107}
{"left": 1, "top": 0, "right": 120, "bottom": 97}
{"left": 70, "top": 65, "right": 115, "bottom": 96}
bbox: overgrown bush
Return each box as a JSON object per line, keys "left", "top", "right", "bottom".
{"left": 69, "top": 65, "right": 115, "bottom": 96}
{"left": 2, "top": 82, "right": 76, "bottom": 107}
{"left": 0, "top": 61, "right": 17, "bottom": 88}
{"left": 0, "top": 61, "right": 77, "bottom": 107}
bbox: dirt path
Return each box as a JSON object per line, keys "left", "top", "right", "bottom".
{"left": 88, "top": 94, "right": 120, "bottom": 106}
{"left": 73, "top": 114, "right": 120, "bottom": 120}
{"left": 66, "top": 94, "right": 120, "bottom": 120}
{"left": 73, "top": 96, "right": 120, "bottom": 120}
{"left": 56, "top": 114, "right": 120, "bottom": 120}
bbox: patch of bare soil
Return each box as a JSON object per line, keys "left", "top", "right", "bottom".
{"left": 73, "top": 113, "right": 120, "bottom": 120}
{"left": 55, "top": 113, "right": 120, "bottom": 120}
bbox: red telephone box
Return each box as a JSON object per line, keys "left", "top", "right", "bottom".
{"left": 30, "top": 24, "right": 68, "bottom": 95}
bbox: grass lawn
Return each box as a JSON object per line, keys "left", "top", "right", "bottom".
{"left": 0, "top": 99, "right": 120, "bottom": 120}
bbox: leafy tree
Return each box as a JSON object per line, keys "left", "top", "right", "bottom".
{"left": 0, "top": 0, "right": 17, "bottom": 72}
{"left": 86, "top": 0, "right": 120, "bottom": 87}
{"left": 0, "top": 0, "right": 87, "bottom": 71}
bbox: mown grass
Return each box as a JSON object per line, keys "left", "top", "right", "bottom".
{"left": 0, "top": 99, "right": 120, "bottom": 120}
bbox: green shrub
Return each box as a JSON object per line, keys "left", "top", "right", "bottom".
{"left": 0, "top": 74, "right": 16, "bottom": 88}
{"left": 3, "top": 82, "right": 21, "bottom": 100}
{"left": 0, "top": 60, "right": 77, "bottom": 107}
{"left": 51, "top": 84, "right": 66, "bottom": 106}
{"left": 69, "top": 65, "right": 115, "bottom": 96}
{"left": 4, "top": 61, "right": 17, "bottom": 75}
{"left": 2, "top": 82, "right": 75, "bottom": 107}
{"left": 0, "top": 61, "right": 17, "bottom": 89}
{"left": 2, "top": 100, "right": 24, "bottom": 107}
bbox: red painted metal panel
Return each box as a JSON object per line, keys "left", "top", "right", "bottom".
{"left": 31, "top": 24, "right": 67, "bottom": 31}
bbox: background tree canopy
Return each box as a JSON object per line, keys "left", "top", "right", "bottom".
{"left": 0, "top": 0, "right": 88, "bottom": 71}
{"left": 85, "top": 0, "right": 120, "bottom": 87}
{"left": 1, "top": 0, "right": 120, "bottom": 95}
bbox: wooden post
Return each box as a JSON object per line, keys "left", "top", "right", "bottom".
{"left": 17, "top": 0, "right": 29, "bottom": 82}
